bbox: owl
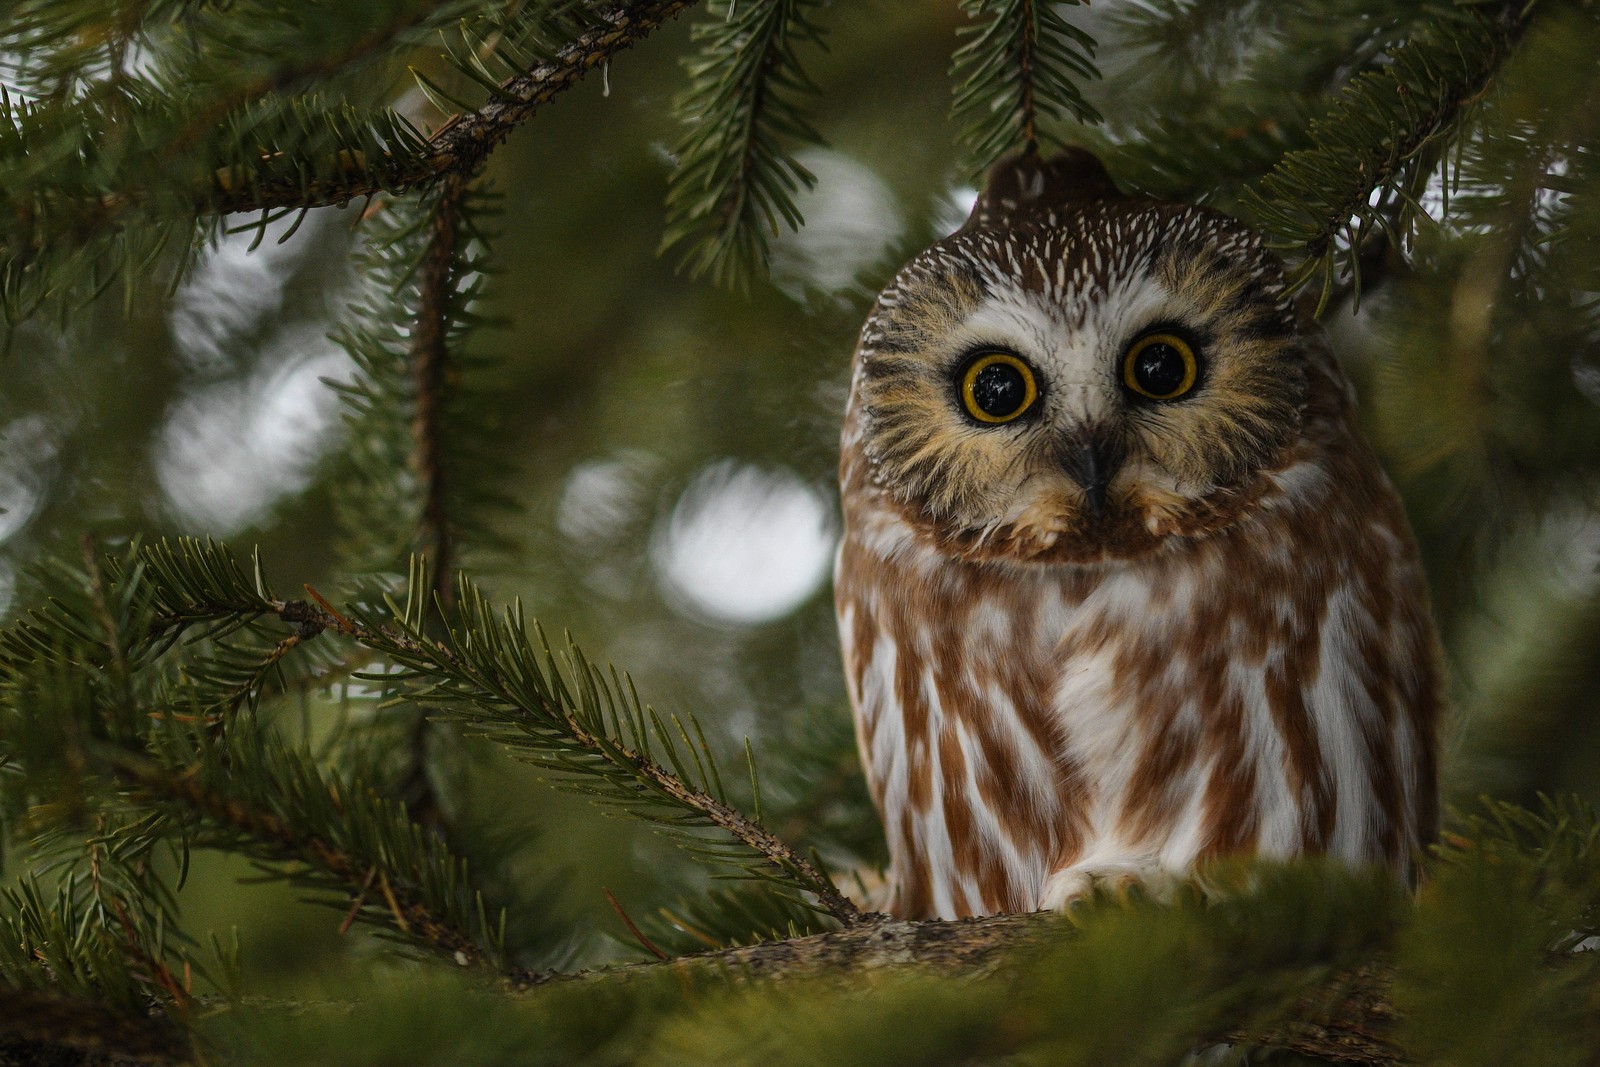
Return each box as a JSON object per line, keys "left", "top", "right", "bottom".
{"left": 834, "top": 149, "right": 1441, "bottom": 920}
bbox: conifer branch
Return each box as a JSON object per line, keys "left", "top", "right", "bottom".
{"left": 112, "top": 754, "right": 491, "bottom": 969}
{"left": 659, "top": 0, "right": 829, "bottom": 287}
{"left": 0, "top": 987, "right": 189, "bottom": 1067}
{"left": 1247, "top": 1, "right": 1539, "bottom": 301}
{"left": 209, "top": 0, "right": 699, "bottom": 216}
{"left": 1, "top": 847, "right": 196, "bottom": 1023}
{"left": 331, "top": 181, "right": 511, "bottom": 579}
{"left": 165, "top": 0, "right": 461, "bottom": 161}
{"left": 518, "top": 910, "right": 1403, "bottom": 1067}
{"left": 399, "top": 173, "right": 467, "bottom": 831}
{"left": 0, "top": 0, "right": 700, "bottom": 322}
{"left": 138, "top": 539, "right": 859, "bottom": 925}
{"left": 410, "top": 175, "right": 466, "bottom": 616}
{"left": 2, "top": 538, "right": 503, "bottom": 977}
{"left": 270, "top": 588, "right": 863, "bottom": 926}
{"left": 951, "top": 0, "right": 1099, "bottom": 174}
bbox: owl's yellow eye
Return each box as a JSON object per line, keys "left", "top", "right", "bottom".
{"left": 960, "top": 352, "right": 1038, "bottom": 424}
{"left": 1122, "top": 333, "right": 1199, "bottom": 400}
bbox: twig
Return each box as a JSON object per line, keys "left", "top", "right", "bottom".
{"left": 79, "top": 534, "right": 131, "bottom": 694}
{"left": 397, "top": 174, "right": 468, "bottom": 832}
{"left": 604, "top": 888, "right": 671, "bottom": 960}
{"left": 114, "top": 755, "right": 489, "bottom": 969}
{"left": 1018, "top": 0, "right": 1039, "bottom": 154}
{"left": 214, "top": 630, "right": 306, "bottom": 714}
{"left": 109, "top": 899, "right": 190, "bottom": 1011}
{"left": 379, "top": 871, "right": 412, "bottom": 934}
{"left": 411, "top": 174, "right": 465, "bottom": 616}
{"left": 208, "top": 0, "right": 700, "bottom": 215}
{"left": 339, "top": 867, "right": 380, "bottom": 937}
{"left": 168, "top": 0, "right": 460, "bottom": 159}
{"left": 302, "top": 584, "right": 357, "bottom": 631}
{"left": 267, "top": 594, "right": 863, "bottom": 925}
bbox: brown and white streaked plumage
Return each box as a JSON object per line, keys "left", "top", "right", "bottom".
{"left": 835, "top": 149, "right": 1441, "bottom": 919}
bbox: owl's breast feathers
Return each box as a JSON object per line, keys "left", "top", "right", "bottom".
{"left": 836, "top": 345, "right": 1441, "bottom": 920}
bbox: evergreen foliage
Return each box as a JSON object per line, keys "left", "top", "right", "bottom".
{"left": 660, "top": 0, "right": 830, "bottom": 287}
{"left": 1082, "top": 0, "right": 1440, "bottom": 216}
{"left": 1244, "top": 1, "right": 1534, "bottom": 303}
{"left": 1, "top": 0, "right": 1598, "bottom": 1063}
{"left": 330, "top": 178, "right": 513, "bottom": 581}
{"left": 951, "top": 0, "right": 1100, "bottom": 172}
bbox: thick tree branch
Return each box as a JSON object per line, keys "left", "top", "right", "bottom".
{"left": 1236, "top": 968, "right": 1400, "bottom": 1067}
{"left": 520, "top": 910, "right": 1044, "bottom": 985}
{"left": 209, "top": 0, "right": 698, "bottom": 215}
{"left": 0, "top": 988, "right": 188, "bottom": 1067}
{"left": 0, "top": 914, "right": 1403, "bottom": 1067}
{"left": 519, "top": 912, "right": 1402, "bottom": 1065}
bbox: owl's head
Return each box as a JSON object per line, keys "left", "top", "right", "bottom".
{"left": 848, "top": 149, "right": 1310, "bottom": 564}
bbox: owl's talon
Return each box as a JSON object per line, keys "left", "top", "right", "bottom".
{"left": 1040, "top": 861, "right": 1174, "bottom": 912}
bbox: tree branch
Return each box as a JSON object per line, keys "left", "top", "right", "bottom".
{"left": 0, "top": 914, "right": 1404, "bottom": 1067}
{"left": 114, "top": 754, "right": 490, "bottom": 970}
{"left": 517, "top": 912, "right": 1402, "bottom": 1065}
{"left": 209, "top": 0, "right": 699, "bottom": 215}
{"left": 1018, "top": 0, "right": 1038, "bottom": 152}
{"left": 1251, "top": 0, "right": 1537, "bottom": 294}
{"left": 395, "top": 173, "right": 468, "bottom": 832}
{"left": 167, "top": 0, "right": 459, "bottom": 160}
{"left": 0, "top": 988, "right": 188, "bottom": 1067}
{"left": 269, "top": 593, "right": 862, "bottom": 925}
{"left": 519, "top": 911, "right": 1040, "bottom": 985}
{"left": 411, "top": 175, "right": 464, "bottom": 617}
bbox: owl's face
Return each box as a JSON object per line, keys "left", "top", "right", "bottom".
{"left": 850, "top": 160, "right": 1309, "bottom": 564}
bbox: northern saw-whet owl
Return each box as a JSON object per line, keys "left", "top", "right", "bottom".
{"left": 835, "top": 149, "right": 1441, "bottom": 919}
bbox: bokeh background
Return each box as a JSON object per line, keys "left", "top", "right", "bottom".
{"left": 2, "top": 3, "right": 1596, "bottom": 978}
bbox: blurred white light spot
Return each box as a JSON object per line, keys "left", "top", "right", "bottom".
{"left": 156, "top": 332, "right": 352, "bottom": 532}
{"left": 772, "top": 149, "right": 905, "bottom": 298}
{"left": 0, "top": 561, "right": 14, "bottom": 619}
{"left": 936, "top": 186, "right": 980, "bottom": 237}
{"left": 0, "top": 415, "right": 60, "bottom": 545}
{"left": 1575, "top": 355, "right": 1600, "bottom": 406}
{"left": 557, "top": 451, "right": 653, "bottom": 544}
{"left": 652, "top": 461, "right": 836, "bottom": 625}
{"left": 171, "top": 213, "right": 329, "bottom": 374}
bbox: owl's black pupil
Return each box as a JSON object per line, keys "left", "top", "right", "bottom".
{"left": 1133, "top": 344, "right": 1188, "bottom": 397}
{"left": 971, "top": 362, "right": 1027, "bottom": 417}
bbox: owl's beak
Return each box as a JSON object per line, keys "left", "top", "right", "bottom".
{"left": 1060, "top": 433, "right": 1122, "bottom": 520}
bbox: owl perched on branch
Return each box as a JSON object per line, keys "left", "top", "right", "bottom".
{"left": 835, "top": 149, "right": 1441, "bottom": 920}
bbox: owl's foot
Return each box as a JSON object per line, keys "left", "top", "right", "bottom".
{"left": 1039, "top": 859, "right": 1175, "bottom": 911}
